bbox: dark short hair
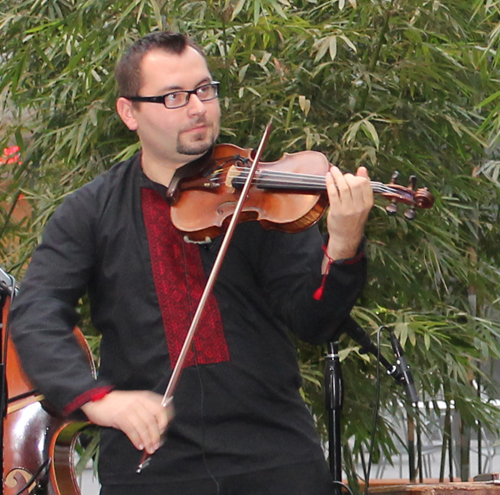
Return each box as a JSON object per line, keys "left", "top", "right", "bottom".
{"left": 115, "top": 31, "right": 206, "bottom": 97}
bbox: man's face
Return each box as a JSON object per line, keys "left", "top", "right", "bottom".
{"left": 120, "top": 47, "right": 221, "bottom": 170}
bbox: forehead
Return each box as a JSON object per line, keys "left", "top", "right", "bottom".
{"left": 139, "top": 47, "right": 212, "bottom": 94}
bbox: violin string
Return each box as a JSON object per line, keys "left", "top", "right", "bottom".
{"left": 231, "top": 169, "right": 326, "bottom": 189}
{"left": 226, "top": 169, "right": 412, "bottom": 198}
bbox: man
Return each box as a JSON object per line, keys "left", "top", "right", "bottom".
{"left": 10, "top": 31, "right": 373, "bottom": 494}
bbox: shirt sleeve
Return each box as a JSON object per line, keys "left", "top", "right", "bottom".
{"left": 261, "top": 226, "right": 367, "bottom": 345}
{"left": 9, "top": 187, "right": 113, "bottom": 415}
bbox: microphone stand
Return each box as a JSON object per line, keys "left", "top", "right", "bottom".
{"left": 324, "top": 341, "right": 343, "bottom": 495}
{"left": 324, "top": 319, "right": 420, "bottom": 489}
{"left": 324, "top": 336, "right": 394, "bottom": 491}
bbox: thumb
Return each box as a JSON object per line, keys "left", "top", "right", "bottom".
{"left": 355, "top": 166, "right": 369, "bottom": 179}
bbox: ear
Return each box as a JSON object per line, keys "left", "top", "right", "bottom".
{"left": 116, "top": 97, "right": 139, "bottom": 131}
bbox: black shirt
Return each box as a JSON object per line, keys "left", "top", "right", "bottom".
{"left": 10, "top": 153, "right": 367, "bottom": 484}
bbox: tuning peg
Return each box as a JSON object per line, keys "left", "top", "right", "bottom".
{"left": 390, "top": 171, "right": 399, "bottom": 184}
{"left": 404, "top": 208, "right": 417, "bottom": 220}
{"left": 385, "top": 202, "right": 398, "bottom": 215}
{"left": 408, "top": 175, "right": 417, "bottom": 190}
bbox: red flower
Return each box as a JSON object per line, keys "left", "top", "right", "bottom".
{"left": 3, "top": 146, "right": 20, "bottom": 156}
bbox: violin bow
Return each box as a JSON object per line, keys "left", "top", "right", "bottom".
{"left": 136, "top": 121, "right": 273, "bottom": 473}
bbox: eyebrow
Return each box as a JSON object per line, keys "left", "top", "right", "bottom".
{"left": 157, "top": 77, "right": 213, "bottom": 94}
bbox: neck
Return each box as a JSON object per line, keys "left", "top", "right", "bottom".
{"left": 140, "top": 152, "right": 196, "bottom": 188}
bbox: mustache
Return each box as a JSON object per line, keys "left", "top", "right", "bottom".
{"left": 181, "top": 118, "right": 208, "bottom": 132}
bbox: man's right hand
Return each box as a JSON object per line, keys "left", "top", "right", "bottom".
{"left": 81, "top": 390, "right": 174, "bottom": 454}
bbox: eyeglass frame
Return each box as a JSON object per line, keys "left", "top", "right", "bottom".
{"left": 123, "top": 81, "right": 220, "bottom": 109}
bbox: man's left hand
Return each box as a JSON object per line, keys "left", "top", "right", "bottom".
{"left": 323, "top": 166, "right": 373, "bottom": 264}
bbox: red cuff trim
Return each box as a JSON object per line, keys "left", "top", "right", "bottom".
{"left": 63, "top": 385, "right": 114, "bottom": 415}
{"left": 342, "top": 250, "right": 365, "bottom": 265}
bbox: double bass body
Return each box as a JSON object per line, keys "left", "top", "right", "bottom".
{"left": 2, "top": 290, "right": 89, "bottom": 495}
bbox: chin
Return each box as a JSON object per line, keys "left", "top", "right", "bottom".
{"left": 178, "top": 139, "right": 214, "bottom": 157}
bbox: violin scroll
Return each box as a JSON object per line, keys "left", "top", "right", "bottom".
{"left": 375, "top": 171, "right": 434, "bottom": 220}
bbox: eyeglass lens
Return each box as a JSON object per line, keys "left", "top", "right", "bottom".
{"left": 164, "top": 83, "right": 218, "bottom": 109}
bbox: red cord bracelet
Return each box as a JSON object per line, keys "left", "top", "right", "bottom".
{"left": 313, "top": 246, "right": 335, "bottom": 301}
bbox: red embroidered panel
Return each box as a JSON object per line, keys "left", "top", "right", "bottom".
{"left": 141, "top": 188, "right": 230, "bottom": 370}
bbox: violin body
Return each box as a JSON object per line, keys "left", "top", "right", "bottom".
{"left": 170, "top": 144, "right": 331, "bottom": 242}
{"left": 2, "top": 293, "right": 90, "bottom": 495}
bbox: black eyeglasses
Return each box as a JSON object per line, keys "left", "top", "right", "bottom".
{"left": 124, "top": 81, "right": 220, "bottom": 109}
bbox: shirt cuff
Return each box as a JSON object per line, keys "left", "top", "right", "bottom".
{"left": 63, "top": 385, "right": 114, "bottom": 416}
{"left": 333, "top": 248, "right": 365, "bottom": 266}
{"left": 329, "top": 237, "right": 366, "bottom": 266}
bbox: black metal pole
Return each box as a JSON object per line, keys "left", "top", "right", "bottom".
{"left": 408, "top": 412, "right": 416, "bottom": 482}
{"left": 324, "top": 341, "right": 343, "bottom": 494}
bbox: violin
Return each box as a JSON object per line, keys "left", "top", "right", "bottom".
{"left": 167, "top": 143, "right": 435, "bottom": 243}
{"left": 2, "top": 287, "right": 91, "bottom": 495}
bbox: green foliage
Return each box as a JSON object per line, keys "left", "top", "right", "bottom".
{"left": 3, "top": 0, "right": 500, "bottom": 482}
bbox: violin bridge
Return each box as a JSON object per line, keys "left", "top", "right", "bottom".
{"left": 225, "top": 165, "right": 239, "bottom": 192}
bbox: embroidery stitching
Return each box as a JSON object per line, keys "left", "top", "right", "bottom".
{"left": 141, "top": 188, "right": 230, "bottom": 370}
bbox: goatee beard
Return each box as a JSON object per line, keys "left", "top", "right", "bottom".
{"left": 177, "top": 141, "right": 213, "bottom": 156}
{"left": 177, "top": 127, "right": 216, "bottom": 156}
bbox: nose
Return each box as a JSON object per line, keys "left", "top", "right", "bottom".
{"left": 186, "top": 93, "right": 207, "bottom": 117}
